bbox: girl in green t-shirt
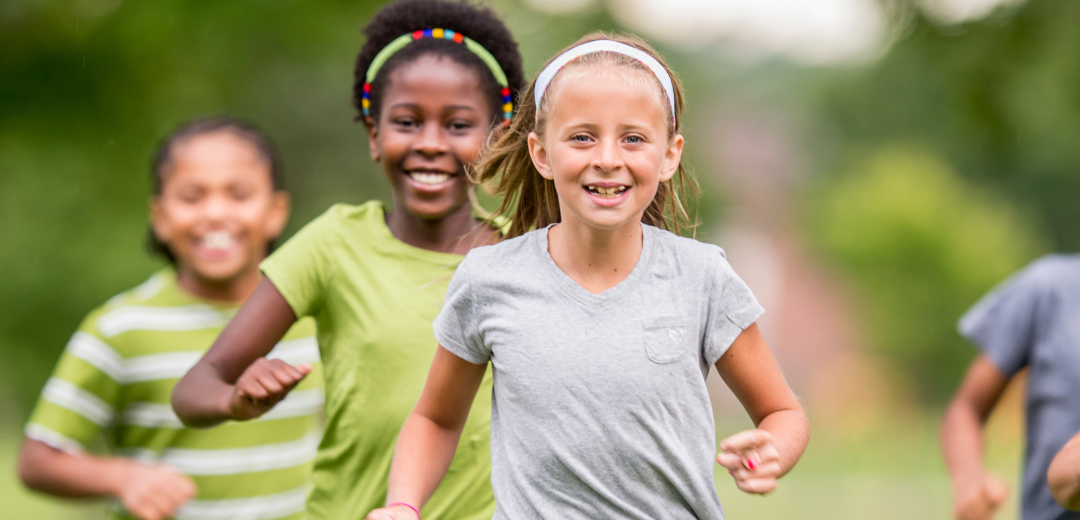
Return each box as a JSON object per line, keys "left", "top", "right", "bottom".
{"left": 172, "top": 1, "right": 525, "bottom": 519}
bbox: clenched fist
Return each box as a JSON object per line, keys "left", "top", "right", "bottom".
{"left": 228, "top": 358, "right": 311, "bottom": 421}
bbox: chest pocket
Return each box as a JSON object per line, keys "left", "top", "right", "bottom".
{"left": 643, "top": 316, "right": 689, "bottom": 364}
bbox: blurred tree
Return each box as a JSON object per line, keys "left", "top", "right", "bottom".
{"left": 809, "top": 145, "right": 1044, "bottom": 404}
{"left": 816, "top": 0, "right": 1080, "bottom": 251}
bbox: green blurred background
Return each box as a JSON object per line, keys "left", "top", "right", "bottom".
{"left": 3, "top": 0, "right": 1077, "bottom": 517}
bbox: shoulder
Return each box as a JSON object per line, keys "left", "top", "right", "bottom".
{"left": 302, "top": 201, "right": 380, "bottom": 235}
{"left": 647, "top": 225, "right": 731, "bottom": 275}
{"left": 1016, "top": 254, "right": 1080, "bottom": 287}
{"left": 459, "top": 229, "right": 537, "bottom": 275}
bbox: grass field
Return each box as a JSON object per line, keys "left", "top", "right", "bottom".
{"left": 0, "top": 406, "right": 1022, "bottom": 520}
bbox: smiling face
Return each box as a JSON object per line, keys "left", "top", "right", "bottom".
{"left": 528, "top": 63, "right": 683, "bottom": 233}
{"left": 368, "top": 53, "right": 496, "bottom": 221}
{"left": 151, "top": 131, "right": 289, "bottom": 288}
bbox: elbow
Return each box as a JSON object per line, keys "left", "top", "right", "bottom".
{"left": 17, "top": 440, "right": 54, "bottom": 492}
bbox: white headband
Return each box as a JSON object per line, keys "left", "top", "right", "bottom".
{"left": 533, "top": 40, "right": 677, "bottom": 122}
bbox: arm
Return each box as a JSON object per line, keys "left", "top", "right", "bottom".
{"left": 18, "top": 438, "right": 196, "bottom": 520}
{"left": 713, "top": 322, "right": 809, "bottom": 494}
{"left": 940, "top": 355, "right": 1011, "bottom": 520}
{"left": 366, "top": 346, "right": 487, "bottom": 520}
{"left": 172, "top": 277, "right": 306, "bottom": 427}
{"left": 1048, "top": 430, "right": 1080, "bottom": 510}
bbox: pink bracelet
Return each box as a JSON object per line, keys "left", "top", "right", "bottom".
{"left": 388, "top": 502, "right": 421, "bottom": 519}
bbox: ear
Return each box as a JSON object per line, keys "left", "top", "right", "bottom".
{"left": 264, "top": 191, "right": 291, "bottom": 241}
{"left": 528, "top": 132, "right": 554, "bottom": 181}
{"left": 659, "top": 133, "right": 684, "bottom": 183}
{"left": 367, "top": 122, "right": 381, "bottom": 162}
{"left": 149, "top": 196, "right": 172, "bottom": 246}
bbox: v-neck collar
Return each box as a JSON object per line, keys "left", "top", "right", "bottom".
{"left": 535, "top": 222, "right": 655, "bottom": 308}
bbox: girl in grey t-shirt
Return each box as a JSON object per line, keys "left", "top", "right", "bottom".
{"left": 367, "top": 33, "right": 810, "bottom": 520}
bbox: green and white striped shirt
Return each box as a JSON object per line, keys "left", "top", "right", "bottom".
{"left": 25, "top": 269, "right": 323, "bottom": 520}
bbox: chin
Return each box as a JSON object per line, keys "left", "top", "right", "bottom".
{"left": 189, "top": 261, "right": 251, "bottom": 285}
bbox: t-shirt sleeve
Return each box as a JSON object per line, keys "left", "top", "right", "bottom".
{"left": 957, "top": 260, "right": 1048, "bottom": 376}
{"left": 702, "top": 247, "right": 765, "bottom": 366}
{"left": 433, "top": 255, "right": 490, "bottom": 364}
{"left": 260, "top": 209, "right": 339, "bottom": 318}
{"left": 25, "top": 316, "right": 122, "bottom": 453}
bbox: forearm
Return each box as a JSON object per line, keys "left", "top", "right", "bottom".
{"left": 385, "top": 412, "right": 465, "bottom": 508}
{"left": 941, "top": 399, "right": 987, "bottom": 494}
{"left": 18, "top": 438, "right": 130, "bottom": 498}
{"left": 756, "top": 407, "right": 810, "bottom": 476}
{"left": 1049, "top": 432, "right": 1080, "bottom": 510}
{"left": 171, "top": 363, "right": 235, "bottom": 428}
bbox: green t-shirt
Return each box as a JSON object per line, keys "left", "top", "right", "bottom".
{"left": 25, "top": 268, "right": 323, "bottom": 520}
{"left": 260, "top": 201, "right": 495, "bottom": 520}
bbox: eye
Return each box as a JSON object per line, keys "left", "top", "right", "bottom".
{"left": 393, "top": 117, "right": 419, "bottom": 129}
{"left": 448, "top": 120, "right": 474, "bottom": 132}
{"left": 176, "top": 188, "right": 202, "bottom": 204}
{"left": 570, "top": 134, "right": 592, "bottom": 143}
{"left": 230, "top": 187, "right": 254, "bottom": 201}
{"left": 625, "top": 135, "right": 645, "bottom": 144}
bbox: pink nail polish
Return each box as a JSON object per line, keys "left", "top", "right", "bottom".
{"left": 746, "top": 458, "right": 757, "bottom": 470}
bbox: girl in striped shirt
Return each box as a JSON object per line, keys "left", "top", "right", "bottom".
{"left": 18, "top": 117, "right": 323, "bottom": 520}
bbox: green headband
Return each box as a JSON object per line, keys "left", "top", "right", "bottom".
{"left": 361, "top": 28, "right": 512, "bottom": 124}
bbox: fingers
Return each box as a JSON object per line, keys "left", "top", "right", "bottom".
{"left": 719, "top": 429, "right": 773, "bottom": 454}
{"left": 718, "top": 429, "right": 782, "bottom": 496}
{"left": 234, "top": 358, "right": 308, "bottom": 410}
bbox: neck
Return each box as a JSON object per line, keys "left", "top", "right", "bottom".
{"left": 385, "top": 199, "right": 494, "bottom": 255}
{"left": 175, "top": 262, "right": 264, "bottom": 304}
{"left": 547, "top": 214, "right": 644, "bottom": 294}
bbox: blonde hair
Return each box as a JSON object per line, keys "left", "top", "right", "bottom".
{"left": 472, "top": 31, "right": 698, "bottom": 239}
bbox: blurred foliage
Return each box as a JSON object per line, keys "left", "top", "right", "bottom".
{"left": 808, "top": 145, "right": 1044, "bottom": 403}
{"left": 815, "top": 0, "right": 1080, "bottom": 251}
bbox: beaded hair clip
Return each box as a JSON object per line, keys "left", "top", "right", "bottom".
{"left": 361, "top": 28, "right": 513, "bottom": 126}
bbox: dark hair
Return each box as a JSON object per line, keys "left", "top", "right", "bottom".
{"left": 353, "top": 0, "right": 525, "bottom": 128}
{"left": 147, "top": 116, "right": 284, "bottom": 263}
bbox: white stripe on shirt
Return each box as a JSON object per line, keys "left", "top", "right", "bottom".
{"left": 66, "top": 332, "right": 125, "bottom": 381}
{"left": 174, "top": 485, "right": 308, "bottom": 520}
{"left": 122, "top": 389, "right": 325, "bottom": 428}
{"left": 24, "top": 423, "right": 84, "bottom": 453}
{"left": 96, "top": 305, "right": 226, "bottom": 338}
{"left": 124, "top": 430, "right": 320, "bottom": 476}
{"left": 266, "top": 337, "right": 320, "bottom": 366}
{"left": 41, "top": 378, "right": 115, "bottom": 426}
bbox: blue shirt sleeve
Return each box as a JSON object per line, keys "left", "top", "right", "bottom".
{"left": 957, "top": 258, "right": 1052, "bottom": 376}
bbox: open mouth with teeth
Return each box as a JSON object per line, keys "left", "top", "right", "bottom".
{"left": 200, "top": 230, "right": 236, "bottom": 250}
{"left": 406, "top": 171, "right": 455, "bottom": 186}
{"left": 584, "top": 185, "right": 629, "bottom": 198}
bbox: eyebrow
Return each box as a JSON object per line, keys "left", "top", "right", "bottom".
{"left": 387, "top": 103, "right": 479, "bottom": 113}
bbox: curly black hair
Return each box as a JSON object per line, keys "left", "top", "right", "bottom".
{"left": 147, "top": 116, "right": 283, "bottom": 264}
{"left": 354, "top": 0, "right": 525, "bottom": 128}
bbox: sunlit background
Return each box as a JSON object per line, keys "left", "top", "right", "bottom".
{"left": 5, "top": 0, "right": 1079, "bottom": 517}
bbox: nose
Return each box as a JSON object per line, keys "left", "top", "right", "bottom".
{"left": 202, "top": 192, "right": 230, "bottom": 222}
{"left": 591, "top": 136, "right": 624, "bottom": 174}
{"left": 413, "top": 121, "right": 450, "bottom": 158}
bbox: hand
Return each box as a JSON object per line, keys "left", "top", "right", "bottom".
{"left": 227, "top": 358, "right": 311, "bottom": 421}
{"left": 717, "top": 429, "right": 782, "bottom": 495}
{"left": 952, "top": 474, "right": 1009, "bottom": 520}
{"left": 117, "top": 462, "right": 196, "bottom": 520}
{"left": 365, "top": 504, "right": 421, "bottom": 520}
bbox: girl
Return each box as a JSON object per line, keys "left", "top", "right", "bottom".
{"left": 18, "top": 117, "right": 323, "bottom": 520}
{"left": 170, "top": 1, "right": 525, "bottom": 519}
{"left": 366, "top": 34, "right": 810, "bottom": 520}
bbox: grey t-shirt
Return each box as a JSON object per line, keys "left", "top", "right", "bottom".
{"left": 959, "top": 254, "right": 1080, "bottom": 520}
{"left": 434, "top": 223, "right": 764, "bottom": 520}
